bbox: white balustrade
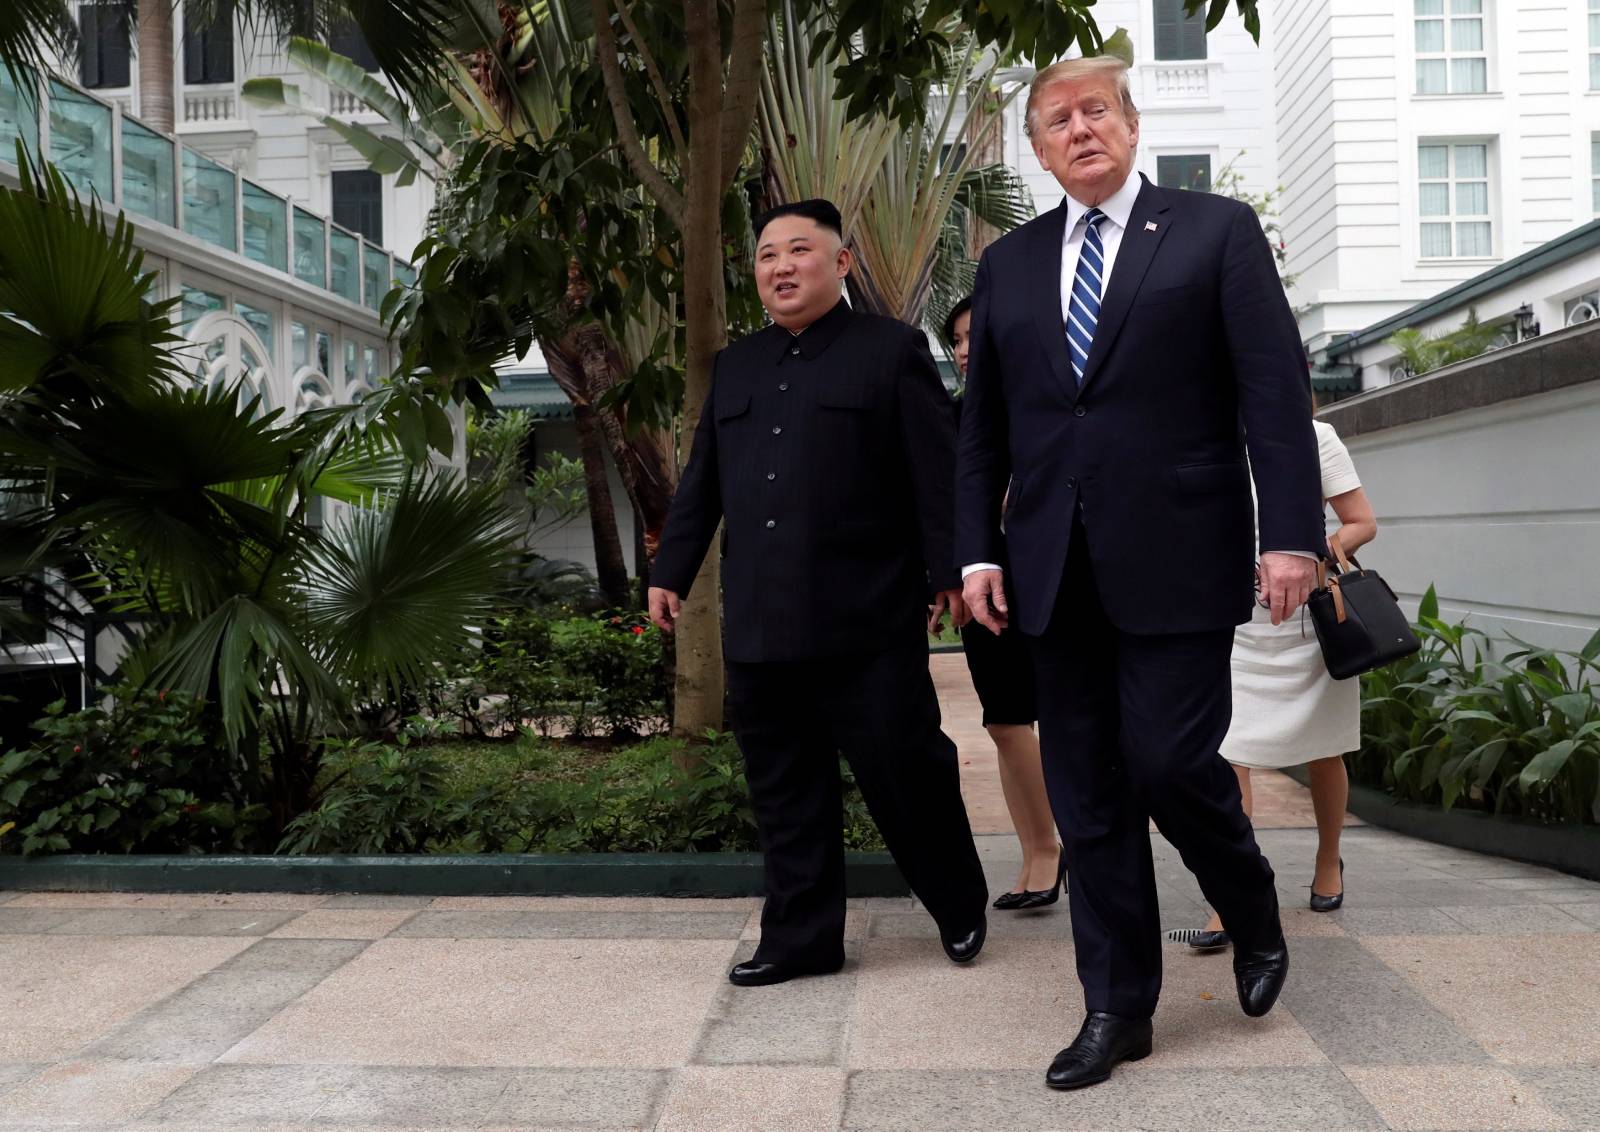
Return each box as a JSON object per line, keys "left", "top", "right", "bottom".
{"left": 183, "top": 86, "right": 238, "bottom": 124}
{"left": 1148, "top": 63, "right": 1211, "bottom": 101}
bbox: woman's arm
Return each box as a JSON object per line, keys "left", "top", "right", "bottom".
{"left": 1326, "top": 486, "right": 1377, "bottom": 557}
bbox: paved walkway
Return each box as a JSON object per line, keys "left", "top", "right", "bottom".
{"left": 2, "top": 657, "right": 1598, "bottom": 1130}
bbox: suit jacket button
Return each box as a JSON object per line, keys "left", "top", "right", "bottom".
{"left": 779, "top": 382, "right": 789, "bottom": 391}
{"left": 772, "top": 426, "right": 782, "bottom": 435}
{"left": 766, "top": 472, "right": 776, "bottom": 480}
{"left": 790, "top": 347, "right": 800, "bottom": 356}
{"left": 1066, "top": 475, "right": 1078, "bottom": 489}
{"left": 765, "top": 519, "right": 777, "bottom": 529}
{"left": 1074, "top": 405, "right": 1087, "bottom": 417}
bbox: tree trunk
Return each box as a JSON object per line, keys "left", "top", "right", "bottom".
{"left": 543, "top": 342, "right": 631, "bottom": 607}
{"left": 137, "top": 0, "right": 175, "bottom": 132}
{"left": 572, "top": 401, "right": 632, "bottom": 607}
{"left": 669, "top": 0, "right": 733, "bottom": 742}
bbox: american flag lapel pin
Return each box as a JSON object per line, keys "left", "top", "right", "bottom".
{"left": 1144, "top": 220, "right": 1159, "bottom": 232}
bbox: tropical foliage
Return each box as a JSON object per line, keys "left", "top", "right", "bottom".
{"left": 1385, "top": 308, "right": 1504, "bottom": 380}
{"left": 1354, "top": 587, "right": 1600, "bottom": 826}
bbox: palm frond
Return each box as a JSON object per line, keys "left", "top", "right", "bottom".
{"left": 0, "top": 0, "right": 74, "bottom": 82}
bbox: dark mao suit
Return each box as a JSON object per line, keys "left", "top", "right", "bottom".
{"left": 654, "top": 298, "right": 987, "bottom": 966}
{"left": 956, "top": 176, "right": 1323, "bottom": 1017}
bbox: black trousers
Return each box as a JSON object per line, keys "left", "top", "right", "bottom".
{"left": 1028, "top": 515, "right": 1281, "bottom": 1018}
{"left": 726, "top": 641, "right": 988, "bottom": 967}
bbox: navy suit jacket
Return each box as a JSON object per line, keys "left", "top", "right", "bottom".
{"left": 955, "top": 176, "right": 1324, "bottom": 637}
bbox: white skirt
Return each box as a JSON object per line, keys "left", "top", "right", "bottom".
{"left": 1221, "top": 604, "right": 1360, "bottom": 769}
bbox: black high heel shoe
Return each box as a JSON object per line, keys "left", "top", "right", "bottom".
{"left": 1309, "top": 858, "right": 1345, "bottom": 912}
{"left": 1007, "top": 846, "right": 1067, "bottom": 910}
{"left": 992, "top": 890, "right": 1027, "bottom": 910}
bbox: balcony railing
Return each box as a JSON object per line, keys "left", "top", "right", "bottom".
{"left": 1147, "top": 61, "right": 1214, "bottom": 102}
{"left": 181, "top": 83, "right": 240, "bottom": 125}
{"left": 0, "top": 66, "right": 416, "bottom": 313}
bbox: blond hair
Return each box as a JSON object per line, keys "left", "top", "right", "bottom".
{"left": 1024, "top": 57, "right": 1140, "bottom": 137}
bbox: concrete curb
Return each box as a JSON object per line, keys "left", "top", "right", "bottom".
{"left": 1286, "top": 765, "right": 1600, "bottom": 881}
{"left": 0, "top": 851, "right": 911, "bottom": 897}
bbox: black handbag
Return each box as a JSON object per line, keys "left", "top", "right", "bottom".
{"left": 1305, "top": 535, "right": 1421, "bottom": 680}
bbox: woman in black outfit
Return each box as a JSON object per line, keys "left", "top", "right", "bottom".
{"left": 944, "top": 296, "right": 1065, "bottom": 910}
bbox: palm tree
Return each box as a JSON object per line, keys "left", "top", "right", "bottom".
{"left": 1, "top": 155, "right": 520, "bottom": 829}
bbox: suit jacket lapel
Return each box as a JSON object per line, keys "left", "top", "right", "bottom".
{"left": 1077, "top": 178, "right": 1173, "bottom": 395}
{"left": 1028, "top": 202, "right": 1079, "bottom": 401}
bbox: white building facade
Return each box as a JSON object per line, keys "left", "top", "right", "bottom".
{"left": 54, "top": 1, "right": 434, "bottom": 259}
{"left": 1275, "top": 0, "right": 1600, "bottom": 358}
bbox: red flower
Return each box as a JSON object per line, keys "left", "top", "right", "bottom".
{"left": 73, "top": 745, "right": 82, "bottom": 753}
{"left": 631, "top": 625, "right": 645, "bottom": 635}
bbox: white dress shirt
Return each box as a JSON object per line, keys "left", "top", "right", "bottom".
{"left": 960, "top": 170, "right": 1312, "bottom": 581}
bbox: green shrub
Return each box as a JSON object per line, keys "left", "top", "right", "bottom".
{"left": 279, "top": 731, "right": 886, "bottom": 854}
{"left": 1354, "top": 587, "right": 1600, "bottom": 825}
{"left": 551, "top": 613, "right": 666, "bottom": 739}
{"left": 0, "top": 690, "right": 266, "bottom": 855}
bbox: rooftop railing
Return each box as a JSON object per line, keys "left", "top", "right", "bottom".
{"left": 0, "top": 66, "right": 416, "bottom": 312}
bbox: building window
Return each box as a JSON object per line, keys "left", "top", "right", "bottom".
{"left": 78, "top": 3, "right": 130, "bottom": 89}
{"left": 1156, "top": 154, "right": 1212, "bottom": 192}
{"left": 1415, "top": 0, "right": 1487, "bottom": 94}
{"left": 1592, "top": 134, "right": 1600, "bottom": 214}
{"left": 329, "top": 19, "right": 381, "bottom": 72}
{"left": 331, "top": 169, "right": 383, "bottom": 243}
{"left": 1153, "top": 0, "right": 1207, "bottom": 61}
{"left": 1418, "top": 142, "right": 1491, "bottom": 258}
{"left": 1590, "top": 0, "right": 1600, "bottom": 90}
{"left": 183, "top": 0, "right": 235, "bottom": 86}
{"left": 1565, "top": 290, "right": 1599, "bottom": 326}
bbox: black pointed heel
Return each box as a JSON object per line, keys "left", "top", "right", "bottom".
{"left": 1007, "top": 846, "right": 1067, "bottom": 910}
{"left": 992, "top": 891, "right": 1026, "bottom": 910}
{"left": 1309, "top": 857, "right": 1345, "bottom": 912}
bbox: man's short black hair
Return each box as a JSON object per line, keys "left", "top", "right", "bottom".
{"left": 754, "top": 198, "right": 844, "bottom": 244}
{"left": 942, "top": 295, "right": 973, "bottom": 347}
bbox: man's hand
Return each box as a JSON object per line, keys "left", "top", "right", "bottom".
{"left": 648, "top": 586, "right": 682, "bottom": 633}
{"left": 962, "top": 569, "right": 1008, "bottom": 634}
{"left": 928, "top": 589, "right": 971, "bottom": 634}
{"left": 1258, "top": 552, "right": 1316, "bottom": 626}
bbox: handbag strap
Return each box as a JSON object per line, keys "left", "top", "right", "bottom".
{"left": 1329, "top": 529, "right": 1355, "bottom": 574}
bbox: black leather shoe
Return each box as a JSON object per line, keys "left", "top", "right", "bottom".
{"left": 728, "top": 956, "right": 843, "bottom": 987}
{"left": 1045, "top": 1012, "right": 1154, "bottom": 1090}
{"left": 1234, "top": 941, "right": 1289, "bottom": 1017}
{"left": 940, "top": 915, "right": 986, "bottom": 964}
{"left": 992, "top": 890, "right": 1027, "bottom": 910}
{"left": 1309, "top": 858, "right": 1345, "bottom": 912}
{"left": 1187, "top": 929, "right": 1231, "bottom": 952}
{"left": 1010, "top": 846, "right": 1068, "bottom": 910}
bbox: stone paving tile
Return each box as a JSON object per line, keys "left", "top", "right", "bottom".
{"left": 4, "top": 892, "right": 329, "bottom": 910}
{"left": 320, "top": 894, "right": 437, "bottom": 910}
{"left": 393, "top": 909, "right": 749, "bottom": 940}
{"left": 0, "top": 934, "right": 253, "bottom": 1061}
{"left": 1436, "top": 903, "right": 1593, "bottom": 934}
{"left": 694, "top": 942, "right": 859, "bottom": 1066}
{"left": 1281, "top": 907, "right": 1350, "bottom": 937}
{"left": 143, "top": 1064, "right": 359, "bottom": 1124}
{"left": 841, "top": 1066, "right": 1386, "bottom": 1130}
{"left": 0, "top": 1064, "right": 41, "bottom": 1092}
{"left": 0, "top": 892, "right": 17, "bottom": 906}
{"left": 428, "top": 896, "right": 761, "bottom": 912}
{"left": 0, "top": 909, "right": 85, "bottom": 934}
{"left": 1515, "top": 1066, "right": 1600, "bottom": 1127}
{"left": 868, "top": 908, "right": 1075, "bottom": 942}
{"left": 1557, "top": 902, "right": 1600, "bottom": 927}
{"left": 1363, "top": 934, "right": 1600, "bottom": 1065}
{"left": 1344, "top": 1065, "right": 1570, "bottom": 1130}
{"left": 310, "top": 1066, "right": 515, "bottom": 1125}
{"left": 45, "top": 908, "right": 301, "bottom": 937}
{"left": 1277, "top": 937, "right": 1490, "bottom": 1067}
{"left": 221, "top": 937, "right": 737, "bottom": 1068}
{"left": 84, "top": 939, "right": 368, "bottom": 1063}
{"left": 0, "top": 1059, "right": 199, "bottom": 1125}
{"left": 489, "top": 1068, "right": 670, "bottom": 1127}
{"left": 266, "top": 910, "right": 417, "bottom": 940}
{"left": 656, "top": 1066, "right": 846, "bottom": 1132}
{"left": 1137, "top": 958, "right": 1329, "bottom": 1070}
{"left": 1330, "top": 907, "right": 1472, "bottom": 936}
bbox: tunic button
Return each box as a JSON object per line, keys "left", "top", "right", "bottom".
{"left": 765, "top": 519, "right": 777, "bottom": 529}
{"left": 779, "top": 382, "right": 789, "bottom": 391}
{"left": 767, "top": 472, "right": 776, "bottom": 480}
{"left": 1066, "top": 475, "right": 1078, "bottom": 489}
{"left": 1074, "top": 405, "right": 1087, "bottom": 417}
{"left": 772, "top": 426, "right": 782, "bottom": 435}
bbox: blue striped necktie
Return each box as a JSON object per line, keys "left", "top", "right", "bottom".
{"left": 1066, "top": 207, "right": 1107, "bottom": 387}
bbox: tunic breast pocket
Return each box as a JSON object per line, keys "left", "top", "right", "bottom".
{"left": 714, "top": 391, "right": 752, "bottom": 423}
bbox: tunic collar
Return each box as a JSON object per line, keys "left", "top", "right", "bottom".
{"left": 772, "top": 298, "right": 853, "bottom": 363}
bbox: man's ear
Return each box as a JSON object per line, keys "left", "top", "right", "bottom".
{"left": 835, "top": 244, "right": 853, "bottom": 278}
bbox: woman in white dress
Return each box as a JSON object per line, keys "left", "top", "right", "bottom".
{"left": 1188, "top": 419, "right": 1377, "bottom": 950}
